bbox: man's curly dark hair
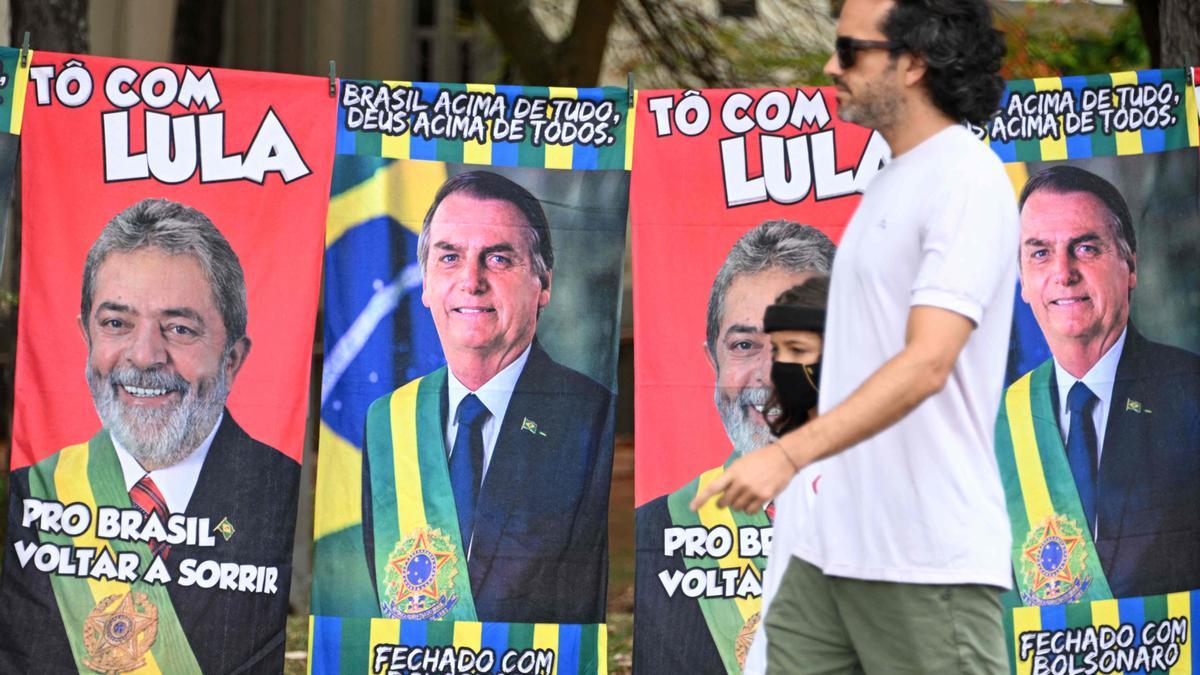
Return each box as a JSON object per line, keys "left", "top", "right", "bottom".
{"left": 881, "top": 0, "right": 1006, "bottom": 126}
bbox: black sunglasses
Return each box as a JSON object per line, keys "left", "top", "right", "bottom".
{"left": 834, "top": 36, "right": 903, "bottom": 69}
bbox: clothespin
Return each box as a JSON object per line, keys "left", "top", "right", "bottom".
{"left": 329, "top": 60, "right": 337, "bottom": 98}
{"left": 20, "top": 31, "right": 30, "bottom": 67}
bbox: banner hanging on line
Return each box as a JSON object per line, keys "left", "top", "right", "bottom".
{"left": 309, "top": 79, "right": 630, "bottom": 674}
{"left": 985, "top": 67, "right": 1200, "bottom": 675}
{"left": 0, "top": 52, "right": 335, "bottom": 674}
{"left": 630, "top": 85, "right": 882, "bottom": 674}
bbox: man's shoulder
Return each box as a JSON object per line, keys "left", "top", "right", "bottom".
{"left": 215, "top": 415, "right": 298, "bottom": 476}
{"left": 523, "top": 345, "right": 612, "bottom": 400}
{"left": 1129, "top": 333, "right": 1200, "bottom": 373}
{"left": 367, "top": 367, "right": 449, "bottom": 416}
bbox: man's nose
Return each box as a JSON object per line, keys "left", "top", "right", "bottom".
{"left": 125, "top": 323, "right": 169, "bottom": 368}
{"left": 823, "top": 51, "right": 841, "bottom": 79}
{"left": 1052, "top": 249, "right": 1080, "bottom": 285}
{"left": 753, "top": 348, "right": 772, "bottom": 384}
{"left": 459, "top": 260, "right": 488, "bottom": 294}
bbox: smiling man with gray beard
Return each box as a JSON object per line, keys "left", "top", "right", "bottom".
{"left": 634, "top": 219, "right": 835, "bottom": 674}
{"left": 0, "top": 198, "right": 300, "bottom": 674}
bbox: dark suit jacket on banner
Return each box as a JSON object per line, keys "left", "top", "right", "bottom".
{"left": 634, "top": 494, "right": 724, "bottom": 673}
{"left": 0, "top": 414, "right": 300, "bottom": 675}
{"left": 363, "top": 343, "right": 615, "bottom": 624}
{"left": 1020, "top": 327, "right": 1200, "bottom": 599}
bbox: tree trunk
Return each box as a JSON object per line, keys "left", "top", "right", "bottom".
{"left": 1158, "top": 0, "right": 1199, "bottom": 70}
{"left": 173, "top": 0, "right": 226, "bottom": 68}
{"left": 473, "top": 0, "right": 619, "bottom": 86}
{"left": 10, "top": 0, "right": 89, "bottom": 53}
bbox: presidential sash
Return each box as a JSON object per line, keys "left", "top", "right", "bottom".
{"left": 995, "top": 361, "right": 1113, "bottom": 606}
{"left": 366, "top": 368, "right": 478, "bottom": 621}
{"left": 26, "top": 432, "right": 201, "bottom": 674}
{"left": 667, "top": 465, "right": 769, "bottom": 674}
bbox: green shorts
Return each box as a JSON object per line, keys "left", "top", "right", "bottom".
{"left": 765, "top": 557, "right": 1008, "bottom": 674}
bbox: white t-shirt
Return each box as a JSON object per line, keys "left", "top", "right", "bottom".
{"left": 792, "top": 124, "right": 1017, "bottom": 588}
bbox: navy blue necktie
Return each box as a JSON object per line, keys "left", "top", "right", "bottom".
{"left": 450, "top": 394, "right": 488, "bottom": 550}
{"left": 1066, "top": 381, "right": 1099, "bottom": 536}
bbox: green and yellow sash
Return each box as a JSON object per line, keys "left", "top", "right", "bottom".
{"left": 366, "top": 368, "right": 478, "bottom": 621}
{"left": 995, "top": 362, "right": 1112, "bottom": 607}
{"left": 667, "top": 465, "right": 769, "bottom": 674}
{"left": 26, "top": 433, "right": 201, "bottom": 674}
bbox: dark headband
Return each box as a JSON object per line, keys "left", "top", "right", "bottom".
{"left": 763, "top": 305, "right": 825, "bottom": 333}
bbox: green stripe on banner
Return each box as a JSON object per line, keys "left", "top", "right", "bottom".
{"left": 429, "top": 619, "right": 457, "bottom": 648}
{"left": 993, "top": 399, "right": 1030, "bottom": 538}
{"left": 339, "top": 617, "right": 372, "bottom": 674}
{"left": 356, "top": 127, "right": 383, "bottom": 157}
{"left": 1159, "top": 69, "right": 1190, "bottom": 151}
{"left": 578, "top": 624, "right": 599, "bottom": 675}
{"left": 598, "top": 89, "right": 627, "bottom": 170}
{"left": 366, "top": 394, "right": 399, "bottom": 610}
{"left": 1085, "top": 73, "right": 1117, "bottom": 157}
{"left": 311, "top": 525, "right": 379, "bottom": 616}
{"left": 437, "top": 83, "right": 466, "bottom": 164}
{"left": 508, "top": 622, "right": 535, "bottom": 658}
{"left": 519, "top": 86, "right": 549, "bottom": 168}
{"left": 1143, "top": 594, "right": 1168, "bottom": 640}
{"left": 1007, "top": 79, "right": 1041, "bottom": 162}
{"left": 1065, "top": 601, "right": 1093, "bottom": 630}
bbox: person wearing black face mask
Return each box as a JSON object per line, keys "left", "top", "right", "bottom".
{"left": 763, "top": 277, "right": 829, "bottom": 437}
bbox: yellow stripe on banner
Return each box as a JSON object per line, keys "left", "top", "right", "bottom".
{"left": 696, "top": 467, "right": 759, "bottom": 621}
{"left": 625, "top": 91, "right": 636, "bottom": 171}
{"left": 1168, "top": 592, "right": 1192, "bottom": 675}
{"left": 464, "top": 83, "right": 495, "bottom": 166}
{"left": 380, "top": 80, "right": 413, "bottom": 160}
{"left": 1187, "top": 72, "right": 1199, "bottom": 148}
{"left": 307, "top": 616, "right": 315, "bottom": 675}
{"left": 56, "top": 443, "right": 163, "bottom": 674}
{"left": 1005, "top": 163, "right": 1029, "bottom": 201}
{"left": 11, "top": 53, "right": 31, "bottom": 134}
{"left": 1033, "top": 77, "right": 1068, "bottom": 161}
{"left": 532, "top": 624, "right": 560, "bottom": 675}
{"left": 313, "top": 422, "right": 362, "bottom": 540}
{"left": 1092, "top": 600, "right": 1123, "bottom": 675}
{"left": 545, "top": 87, "right": 576, "bottom": 170}
{"left": 367, "top": 618, "right": 401, "bottom": 675}
{"left": 1006, "top": 374, "right": 1054, "bottom": 528}
{"left": 390, "top": 380, "right": 428, "bottom": 535}
{"left": 326, "top": 158, "right": 448, "bottom": 246}
{"left": 1110, "top": 72, "right": 1143, "bottom": 156}
{"left": 1012, "top": 606, "right": 1042, "bottom": 675}
{"left": 453, "top": 621, "right": 483, "bottom": 657}
{"left": 598, "top": 624, "right": 608, "bottom": 674}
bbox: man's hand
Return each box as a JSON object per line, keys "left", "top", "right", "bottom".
{"left": 690, "top": 442, "right": 800, "bottom": 514}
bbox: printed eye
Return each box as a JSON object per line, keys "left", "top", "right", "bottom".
{"left": 1074, "top": 243, "right": 1101, "bottom": 258}
{"left": 98, "top": 317, "right": 128, "bottom": 332}
{"left": 1029, "top": 248, "right": 1048, "bottom": 260}
{"left": 486, "top": 253, "right": 514, "bottom": 268}
{"left": 439, "top": 253, "right": 460, "bottom": 264}
{"left": 163, "top": 323, "right": 201, "bottom": 344}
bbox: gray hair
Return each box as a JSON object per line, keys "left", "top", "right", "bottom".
{"left": 705, "top": 220, "right": 836, "bottom": 358}
{"left": 417, "top": 170, "right": 553, "bottom": 289}
{"left": 81, "top": 198, "right": 248, "bottom": 349}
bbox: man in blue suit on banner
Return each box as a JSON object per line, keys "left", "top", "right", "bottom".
{"left": 360, "top": 170, "right": 614, "bottom": 624}
{"left": 996, "top": 165, "right": 1200, "bottom": 603}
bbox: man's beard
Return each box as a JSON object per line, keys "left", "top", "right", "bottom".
{"left": 834, "top": 69, "right": 904, "bottom": 132}
{"left": 87, "top": 361, "right": 230, "bottom": 469}
{"left": 715, "top": 386, "right": 776, "bottom": 459}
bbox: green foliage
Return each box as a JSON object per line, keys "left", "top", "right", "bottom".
{"left": 999, "top": 5, "right": 1150, "bottom": 80}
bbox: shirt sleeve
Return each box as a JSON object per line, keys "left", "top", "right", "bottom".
{"left": 910, "top": 156, "right": 1018, "bottom": 326}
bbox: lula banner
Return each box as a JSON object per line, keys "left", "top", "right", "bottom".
{"left": 984, "top": 68, "right": 1200, "bottom": 675}
{"left": 630, "top": 86, "right": 883, "bottom": 674}
{"left": 0, "top": 53, "right": 334, "bottom": 673}
{"left": 309, "top": 80, "right": 630, "bottom": 674}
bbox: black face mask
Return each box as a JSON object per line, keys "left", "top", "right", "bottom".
{"left": 770, "top": 361, "right": 820, "bottom": 436}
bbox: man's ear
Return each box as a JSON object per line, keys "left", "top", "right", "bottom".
{"left": 77, "top": 314, "right": 89, "bottom": 346}
{"left": 903, "top": 52, "right": 928, "bottom": 88}
{"left": 538, "top": 270, "right": 553, "bottom": 309}
{"left": 225, "top": 337, "right": 251, "bottom": 382}
{"left": 704, "top": 342, "right": 718, "bottom": 376}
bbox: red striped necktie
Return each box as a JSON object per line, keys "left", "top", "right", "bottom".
{"left": 130, "top": 474, "right": 171, "bottom": 559}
